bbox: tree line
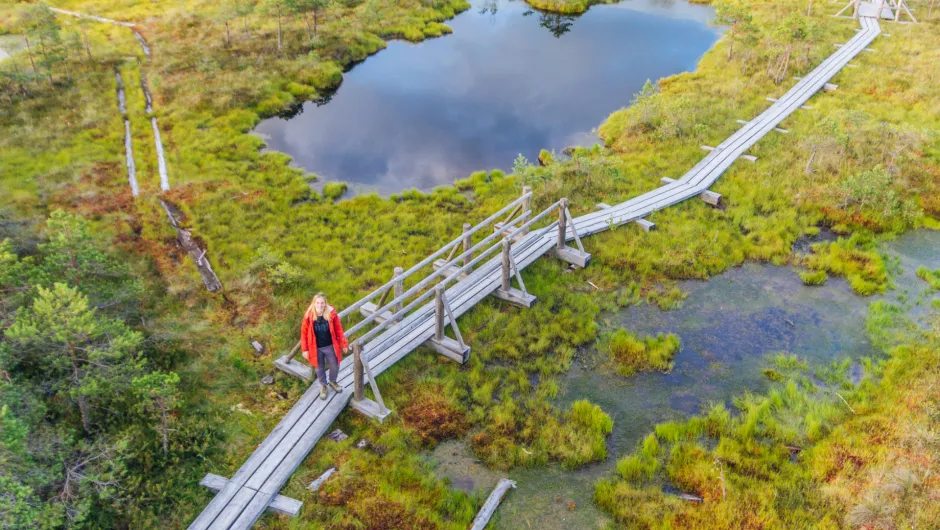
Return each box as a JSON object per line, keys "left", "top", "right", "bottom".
{"left": 1, "top": 211, "right": 217, "bottom": 528}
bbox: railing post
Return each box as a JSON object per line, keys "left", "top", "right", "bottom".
{"left": 462, "top": 223, "right": 472, "bottom": 269}
{"left": 285, "top": 341, "right": 301, "bottom": 362}
{"left": 353, "top": 343, "right": 364, "bottom": 402}
{"left": 435, "top": 286, "right": 445, "bottom": 342}
{"left": 501, "top": 238, "right": 511, "bottom": 292}
{"left": 521, "top": 186, "right": 532, "bottom": 236}
{"left": 557, "top": 197, "right": 568, "bottom": 250}
{"left": 393, "top": 266, "right": 404, "bottom": 322}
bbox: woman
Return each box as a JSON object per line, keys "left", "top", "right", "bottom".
{"left": 300, "top": 293, "right": 349, "bottom": 400}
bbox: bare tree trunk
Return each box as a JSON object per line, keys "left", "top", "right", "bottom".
{"left": 776, "top": 44, "right": 792, "bottom": 84}
{"left": 727, "top": 25, "right": 735, "bottom": 61}
{"left": 314, "top": 9, "right": 319, "bottom": 35}
{"left": 929, "top": 0, "right": 936, "bottom": 18}
{"left": 160, "top": 404, "right": 169, "bottom": 452}
{"left": 243, "top": 16, "right": 250, "bottom": 39}
{"left": 68, "top": 347, "right": 90, "bottom": 432}
{"left": 81, "top": 27, "right": 92, "bottom": 61}
{"left": 880, "top": 122, "right": 889, "bottom": 162}
{"left": 805, "top": 147, "right": 817, "bottom": 175}
{"left": 302, "top": 13, "right": 312, "bottom": 42}
{"left": 38, "top": 34, "right": 54, "bottom": 88}
{"left": 64, "top": 47, "right": 72, "bottom": 82}
{"left": 807, "top": 0, "right": 814, "bottom": 15}
{"left": 25, "top": 35, "right": 38, "bottom": 74}
{"left": 276, "top": 3, "right": 283, "bottom": 51}
{"left": 225, "top": 20, "right": 231, "bottom": 46}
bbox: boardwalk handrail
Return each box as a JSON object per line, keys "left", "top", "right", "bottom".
{"left": 344, "top": 199, "right": 564, "bottom": 340}
{"left": 345, "top": 210, "right": 534, "bottom": 339}
{"left": 282, "top": 189, "right": 534, "bottom": 363}
{"left": 338, "top": 190, "right": 533, "bottom": 320}
{"left": 354, "top": 198, "right": 567, "bottom": 353}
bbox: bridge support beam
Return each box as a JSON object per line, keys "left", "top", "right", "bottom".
{"left": 494, "top": 237, "right": 536, "bottom": 308}
{"left": 426, "top": 286, "right": 471, "bottom": 363}
{"left": 552, "top": 198, "right": 591, "bottom": 268}
{"left": 200, "top": 474, "right": 302, "bottom": 517}
{"left": 700, "top": 190, "right": 723, "bottom": 207}
{"left": 351, "top": 343, "right": 392, "bottom": 423}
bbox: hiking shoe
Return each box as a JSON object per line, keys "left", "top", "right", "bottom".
{"left": 329, "top": 382, "right": 343, "bottom": 393}
{"left": 320, "top": 385, "right": 328, "bottom": 400}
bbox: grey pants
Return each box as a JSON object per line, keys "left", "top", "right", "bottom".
{"left": 316, "top": 345, "right": 339, "bottom": 385}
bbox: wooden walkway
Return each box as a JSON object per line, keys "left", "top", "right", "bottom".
{"left": 189, "top": 16, "right": 882, "bottom": 530}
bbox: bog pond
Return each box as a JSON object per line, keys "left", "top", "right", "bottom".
{"left": 253, "top": 0, "right": 720, "bottom": 194}
{"left": 428, "top": 230, "right": 940, "bottom": 529}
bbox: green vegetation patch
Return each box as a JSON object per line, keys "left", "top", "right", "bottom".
{"left": 799, "top": 234, "right": 889, "bottom": 295}
{"left": 601, "top": 328, "right": 681, "bottom": 376}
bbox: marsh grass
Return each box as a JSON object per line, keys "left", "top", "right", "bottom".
{"left": 596, "top": 303, "right": 939, "bottom": 529}
{"left": 601, "top": 328, "right": 680, "bottom": 376}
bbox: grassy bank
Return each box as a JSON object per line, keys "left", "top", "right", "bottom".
{"left": 1, "top": 0, "right": 938, "bottom": 528}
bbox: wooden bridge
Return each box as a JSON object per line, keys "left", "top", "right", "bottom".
{"left": 189, "top": 14, "right": 883, "bottom": 530}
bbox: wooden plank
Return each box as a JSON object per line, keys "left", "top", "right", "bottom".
{"left": 273, "top": 356, "right": 312, "bottom": 381}
{"left": 188, "top": 481, "right": 242, "bottom": 530}
{"left": 244, "top": 392, "right": 348, "bottom": 493}
{"left": 227, "top": 491, "right": 275, "bottom": 530}
{"left": 740, "top": 155, "right": 758, "bottom": 162}
{"left": 206, "top": 487, "right": 257, "bottom": 530}
{"left": 200, "top": 475, "right": 301, "bottom": 517}
{"left": 635, "top": 219, "right": 656, "bottom": 232}
{"left": 700, "top": 191, "right": 722, "bottom": 207}
{"left": 360, "top": 302, "right": 394, "bottom": 325}
{"left": 470, "top": 479, "right": 516, "bottom": 530}
{"left": 308, "top": 468, "right": 336, "bottom": 491}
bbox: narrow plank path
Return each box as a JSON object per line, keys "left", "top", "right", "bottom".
{"left": 190, "top": 16, "right": 882, "bottom": 530}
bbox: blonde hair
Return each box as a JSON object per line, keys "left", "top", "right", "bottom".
{"left": 307, "top": 293, "right": 330, "bottom": 318}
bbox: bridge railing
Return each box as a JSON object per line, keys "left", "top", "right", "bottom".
{"left": 277, "top": 187, "right": 534, "bottom": 369}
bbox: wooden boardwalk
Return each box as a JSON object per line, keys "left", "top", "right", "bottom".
{"left": 189, "top": 16, "right": 882, "bottom": 530}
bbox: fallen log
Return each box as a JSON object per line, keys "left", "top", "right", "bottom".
{"left": 470, "top": 478, "right": 516, "bottom": 530}
{"left": 159, "top": 200, "right": 222, "bottom": 292}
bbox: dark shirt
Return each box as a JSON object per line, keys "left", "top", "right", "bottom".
{"left": 313, "top": 316, "right": 333, "bottom": 349}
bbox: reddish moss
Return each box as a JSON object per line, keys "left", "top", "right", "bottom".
{"left": 400, "top": 391, "right": 468, "bottom": 445}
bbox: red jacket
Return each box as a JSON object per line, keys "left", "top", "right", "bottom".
{"left": 300, "top": 305, "right": 348, "bottom": 367}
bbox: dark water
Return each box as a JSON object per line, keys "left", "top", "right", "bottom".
{"left": 253, "top": 0, "right": 720, "bottom": 195}
{"left": 428, "top": 230, "right": 940, "bottom": 529}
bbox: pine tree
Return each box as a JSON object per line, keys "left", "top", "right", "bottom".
{"left": 4, "top": 283, "right": 145, "bottom": 432}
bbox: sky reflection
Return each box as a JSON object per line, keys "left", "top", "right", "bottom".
{"left": 253, "top": 0, "right": 720, "bottom": 195}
